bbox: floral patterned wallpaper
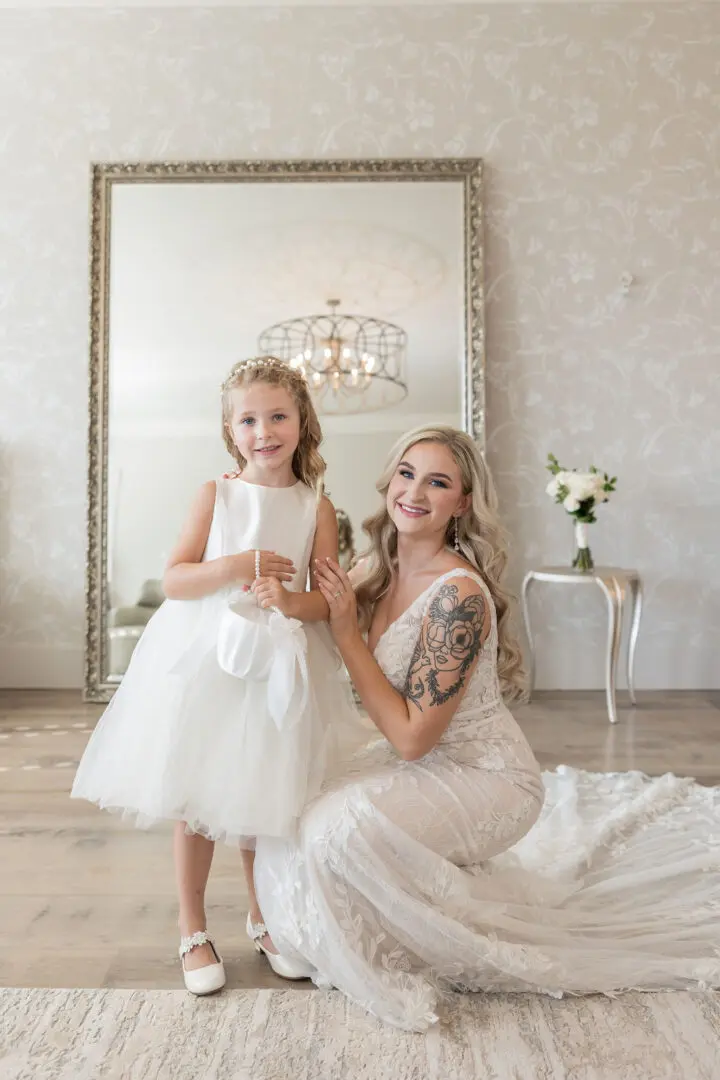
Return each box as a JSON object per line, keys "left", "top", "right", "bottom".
{"left": 0, "top": 4, "right": 718, "bottom": 689}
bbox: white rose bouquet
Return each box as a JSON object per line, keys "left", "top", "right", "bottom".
{"left": 545, "top": 453, "right": 617, "bottom": 571}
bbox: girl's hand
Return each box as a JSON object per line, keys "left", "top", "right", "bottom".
{"left": 315, "top": 558, "right": 359, "bottom": 642}
{"left": 252, "top": 576, "right": 296, "bottom": 617}
{"left": 225, "top": 550, "right": 296, "bottom": 586}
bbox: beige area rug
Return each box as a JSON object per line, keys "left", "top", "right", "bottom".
{"left": 0, "top": 987, "right": 718, "bottom": 1080}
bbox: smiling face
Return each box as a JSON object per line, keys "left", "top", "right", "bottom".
{"left": 386, "top": 440, "right": 470, "bottom": 542}
{"left": 227, "top": 381, "right": 301, "bottom": 480}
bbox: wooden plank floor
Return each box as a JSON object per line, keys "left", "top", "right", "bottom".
{"left": 1, "top": 689, "right": 718, "bottom": 992}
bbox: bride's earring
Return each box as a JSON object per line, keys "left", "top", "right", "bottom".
{"left": 453, "top": 517, "right": 460, "bottom": 552}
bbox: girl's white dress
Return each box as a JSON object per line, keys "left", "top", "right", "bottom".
{"left": 72, "top": 478, "right": 366, "bottom": 846}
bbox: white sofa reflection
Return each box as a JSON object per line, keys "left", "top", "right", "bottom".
{"left": 107, "top": 579, "right": 164, "bottom": 678}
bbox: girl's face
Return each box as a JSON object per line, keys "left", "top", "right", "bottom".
{"left": 386, "top": 440, "right": 469, "bottom": 542}
{"left": 227, "top": 382, "right": 301, "bottom": 480}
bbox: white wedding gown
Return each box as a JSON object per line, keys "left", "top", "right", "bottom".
{"left": 254, "top": 569, "right": 720, "bottom": 1031}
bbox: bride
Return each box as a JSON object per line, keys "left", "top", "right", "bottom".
{"left": 252, "top": 425, "right": 719, "bottom": 1032}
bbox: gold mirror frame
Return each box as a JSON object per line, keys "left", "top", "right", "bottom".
{"left": 85, "top": 158, "right": 485, "bottom": 702}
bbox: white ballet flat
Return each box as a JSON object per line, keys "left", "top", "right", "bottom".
{"left": 179, "top": 931, "right": 226, "bottom": 996}
{"left": 246, "top": 913, "right": 315, "bottom": 981}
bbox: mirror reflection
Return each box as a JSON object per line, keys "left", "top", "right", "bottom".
{"left": 104, "top": 178, "right": 468, "bottom": 682}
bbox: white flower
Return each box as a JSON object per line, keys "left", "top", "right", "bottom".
{"left": 583, "top": 474, "right": 608, "bottom": 501}
{"left": 565, "top": 472, "right": 600, "bottom": 501}
{"left": 564, "top": 473, "right": 588, "bottom": 497}
{"left": 546, "top": 461, "right": 613, "bottom": 513}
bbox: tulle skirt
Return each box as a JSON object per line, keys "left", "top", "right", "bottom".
{"left": 71, "top": 594, "right": 369, "bottom": 846}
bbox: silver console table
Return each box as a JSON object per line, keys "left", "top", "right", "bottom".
{"left": 521, "top": 567, "right": 643, "bottom": 724}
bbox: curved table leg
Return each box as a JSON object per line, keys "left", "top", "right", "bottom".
{"left": 520, "top": 572, "right": 536, "bottom": 700}
{"left": 596, "top": 576, "right": 623, "bottom": 724}
{"left": 626, "top": 574, "right": 643, "bottom": 707}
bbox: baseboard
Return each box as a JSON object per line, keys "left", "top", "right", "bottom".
{"left": 0, "top": 646, "right": 83, "bottom": 689}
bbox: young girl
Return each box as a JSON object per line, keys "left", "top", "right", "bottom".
{"left": 72, "top": 356, "right": 365, "bottom": 995}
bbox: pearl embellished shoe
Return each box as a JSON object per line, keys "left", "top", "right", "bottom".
{"left": 179, "top": 931, "right": 226, "bottom": 996}
{"left": 246, "top": 914, "right": 315, "bottom": 980}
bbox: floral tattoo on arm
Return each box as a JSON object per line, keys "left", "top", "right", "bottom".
{"left": 403, "top": 584, "right": 486, "bottom": 709}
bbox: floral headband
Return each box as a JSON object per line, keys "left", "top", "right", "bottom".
{"left": 220, "top": 355, "right": 307, "bottom": 394}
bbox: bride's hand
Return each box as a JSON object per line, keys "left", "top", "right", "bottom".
{"left": 315, "top": 558, "right": 359, "bottom": 642}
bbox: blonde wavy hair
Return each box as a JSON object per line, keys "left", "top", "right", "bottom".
{"left": 355, "top": 425, "right": 525, "bottom": 702}
{"left": 221, "top": 356, "right": 325, "bottom": 495}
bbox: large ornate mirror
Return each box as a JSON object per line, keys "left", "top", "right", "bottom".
{"left": 85, "top": 158, "right": 485, "bottom": 701}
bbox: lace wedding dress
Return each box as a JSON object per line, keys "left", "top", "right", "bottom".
{"left": 254, "top": 569, "right": 720, "bottom": 1031}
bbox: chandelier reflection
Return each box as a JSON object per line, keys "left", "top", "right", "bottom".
{"left": 258, "top": 299, "right": 408, "bottom": 415}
